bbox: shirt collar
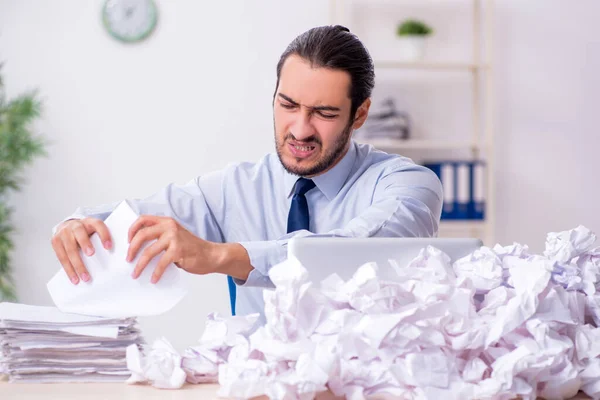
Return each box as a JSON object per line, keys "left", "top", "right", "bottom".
{"left": 282, "top": 140, "right": 357, "bottom": 201}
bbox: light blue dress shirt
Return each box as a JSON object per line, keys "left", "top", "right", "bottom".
{"left": 60, "top": 141, "right": 443, "bottom": 320}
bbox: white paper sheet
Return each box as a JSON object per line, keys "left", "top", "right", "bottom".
{"left": 0, "top": 302, "right": 123, "bottom": 338}
{"left": 0, "top": 302, "right": 117, "bottom": 324}
{"left": 47, "top": 201, "right": 188, "bottom": 318}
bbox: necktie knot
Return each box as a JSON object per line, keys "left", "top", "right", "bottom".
{"left": 293, "top": 178, "right": 316, "bottom": 197}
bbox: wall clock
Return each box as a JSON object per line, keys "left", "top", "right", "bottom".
{"left": 102, "top": 0, "right": 158, "bottom": 43}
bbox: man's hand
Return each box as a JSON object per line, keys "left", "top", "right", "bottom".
{"left": 51, "top": 218, "right": 113, "bottom": 284}
{"left": 127, "top": 215, "right": 251, "bottom": 284}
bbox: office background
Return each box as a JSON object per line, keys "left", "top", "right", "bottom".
{"left": 1, "top": 0, "right": 599, "bottom": 350}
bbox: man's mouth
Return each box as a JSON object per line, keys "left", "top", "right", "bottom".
{"left": 288, "top": 142, "right": 317, "bottom": 159}
{"left": 293, "top": 144, "right": 315, "bottom": 151}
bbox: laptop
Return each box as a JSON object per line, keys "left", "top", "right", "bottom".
{"left": 287, "top": 237, "right": 483, "bottom": 283}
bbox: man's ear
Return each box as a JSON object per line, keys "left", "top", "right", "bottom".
{"left": 351, "top": 98, "right": 372, "bottom": 130}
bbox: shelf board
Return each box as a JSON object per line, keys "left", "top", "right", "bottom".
{"left": 374, "top": 61, "right": 489, "bottom": 71}
{"left": 440, "top": 220, "right": 487, "bottom": 231}
{"left": 357, "top": 138, "right": 481, "bottom": 151}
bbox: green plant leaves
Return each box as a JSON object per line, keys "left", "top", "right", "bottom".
{"left": 396, "top": 19, "right": 433, "bottom": 36}
{"left": 0, "top": 69, "right": 46, "bottom": 301}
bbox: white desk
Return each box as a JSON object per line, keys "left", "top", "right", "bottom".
{"left": 0, "top": 382, "right": 592, "bottom": 399}
{"left": 0, "top": 383, "right": 230, "bottom": 400}
{"left": 0, "top": 382, "right": 349, "bottom": 400}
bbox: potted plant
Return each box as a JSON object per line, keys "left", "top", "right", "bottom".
{"left": 396, "top": 19, "right": 433, "bottom": 61}
{"left": 0, "top": 64, "right": 46, "bottom": 301}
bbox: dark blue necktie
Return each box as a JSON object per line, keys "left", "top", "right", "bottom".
{"left": 287, "top": 178, "right": 316, "bottom": 233}
{"left": 227, "top": 178, "right": 315, "bottom": 316}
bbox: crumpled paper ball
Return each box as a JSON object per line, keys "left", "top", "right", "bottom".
{"left": 128, "top": 225, "right": 600, "bottom": 400}
{"left": 126, "top": 338, "right": 186, "bottom": 389}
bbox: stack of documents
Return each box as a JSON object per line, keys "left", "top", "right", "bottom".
{"left": 0, "top": 302, "right": 144, "bottom": 383}
{"left": 353, "top": 98, "right": 411, "bottom": 140}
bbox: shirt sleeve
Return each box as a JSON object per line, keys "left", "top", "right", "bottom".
{"left": 236, "top": 164, "right": 443, "bottom": 288}
{"left": 52, "top": 170, "right": 228, "bottom": 244}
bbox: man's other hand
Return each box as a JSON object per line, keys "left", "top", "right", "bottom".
{"left": 51, "top": 218, "right": 112, "bottom": 284}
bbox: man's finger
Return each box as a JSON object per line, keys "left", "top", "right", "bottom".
{"left": 128, "top": 215, "right": 161, "bottom": 244}
{"left": 85, "top": 219, "right": 113, "bottom": 250}
{"left": 73, "top": 225, "right": 95, "bottom": 256}
{"left": 127, "top": 224, "right": 164, "bottom": 263}
{"left": 52, "top": 237, "right": 79, "bottom": 284}
{"left": 131, "top": 236, "right": 168, "bottom": 279}
{"left": 151, "top": 247, "right": 177, "bottom": 284}
{"left": 62, "top": 232, "right": 91, "bottom": 282}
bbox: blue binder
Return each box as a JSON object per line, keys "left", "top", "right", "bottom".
{"left": 470, "top": 161, "right": 486, "bottom": 220}
{"left": 423, "top": 161, "right": 456, "bottom": 220}
{"left": 455, "top": 162, "right": 470, "bottom": 220}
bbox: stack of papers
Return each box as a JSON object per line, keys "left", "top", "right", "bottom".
{"left": 0, "top": 302, "right": 145, "bottom": 383}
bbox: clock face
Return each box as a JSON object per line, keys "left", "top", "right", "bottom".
{"left": 102, "top": 0, "right": 158, "bottom": 43}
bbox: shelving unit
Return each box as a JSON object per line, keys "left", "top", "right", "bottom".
{"left": 361, "top": 138, "right": 482, "bottom": 152}
{"left": 374, "top": 61, "right": 489, "bottom": 71}
{"left": 330, "top": 0, "right": 496, "bottom": 245}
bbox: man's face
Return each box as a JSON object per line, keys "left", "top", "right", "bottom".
{"left": 274, "top": 55, "right": 354, "bottom": 177}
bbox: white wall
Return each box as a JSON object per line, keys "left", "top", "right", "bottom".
{"left": 1, "top": 0, "right": 599, "bottom": 350}
{"left": 0, "top": 0, "right": 329, "bottom": 350}
{"left": 494, "top": 0, "right": 600, "bottom": 252}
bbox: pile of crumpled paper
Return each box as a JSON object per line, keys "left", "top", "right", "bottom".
{"left": 126, "top": 225, "right": 600, "bottom": 400}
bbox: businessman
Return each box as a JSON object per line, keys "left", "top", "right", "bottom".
{"left": 51, "top": 25, "right": 443, "bottom": 318}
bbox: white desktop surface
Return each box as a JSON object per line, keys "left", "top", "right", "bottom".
{"left": 0, "top": 381, "right": 591, "bottom": 400}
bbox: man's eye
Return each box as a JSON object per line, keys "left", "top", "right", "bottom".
{"left": 318, "top": 112, "right": 338, "bottom": 119}
{"left": 280, "top": 103, "right": 295, "bottom": 109}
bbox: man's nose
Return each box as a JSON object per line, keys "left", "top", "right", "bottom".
{"left": 291, "top": 112, "right": 316, "bottom": 141}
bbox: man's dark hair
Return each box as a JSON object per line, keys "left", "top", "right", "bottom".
{"left": 274, "top": 25, "right": 375, "bottom": 121}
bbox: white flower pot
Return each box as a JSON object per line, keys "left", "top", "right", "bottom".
{"left": 397, "top": 36, "right": 427, "bottom": 62}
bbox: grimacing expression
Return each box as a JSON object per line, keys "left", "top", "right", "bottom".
{"left": 274, "top": 55, "right": 368, "bottom": 177}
